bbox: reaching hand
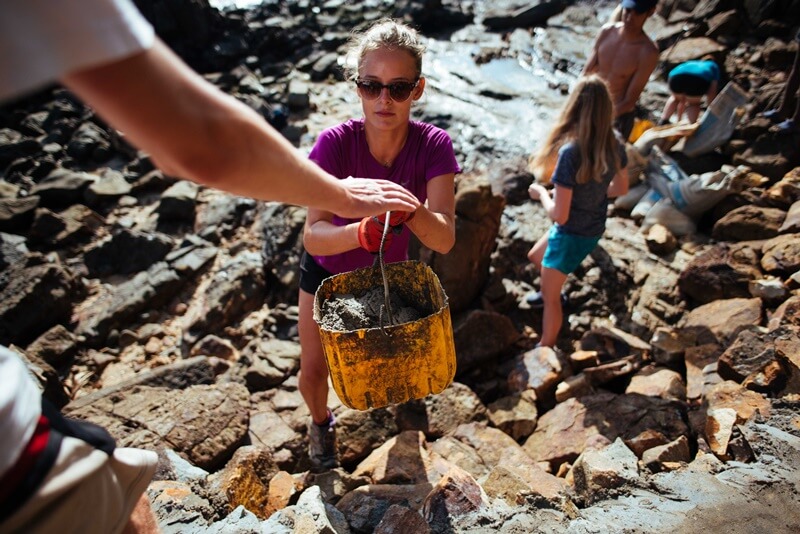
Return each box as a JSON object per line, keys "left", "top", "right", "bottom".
{"left": 337, "top": 177, "right": 420, "bottom": 219}
{"left": 528, "top": 183, "right": 547, "bottom": 202}
{"left": 358, "top": 216, "right": 393, "bottom": 253}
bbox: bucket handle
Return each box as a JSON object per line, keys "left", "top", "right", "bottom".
{"left": 376, "top": 211, "right": 394, "bottom": 336}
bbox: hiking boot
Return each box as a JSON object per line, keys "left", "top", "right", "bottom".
{"left": 308, "top": 412, "right": 338, "bottom": 472}
{"left": 524, "top": 290, "right": 568, "bottom": 309}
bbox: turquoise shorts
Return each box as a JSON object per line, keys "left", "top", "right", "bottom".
{"left": 542, "top": 226, "right": 601, "bottom": 275}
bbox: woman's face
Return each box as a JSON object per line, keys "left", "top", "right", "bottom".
{"left": 357, "top": 47, "right": 424, "bottom": 132}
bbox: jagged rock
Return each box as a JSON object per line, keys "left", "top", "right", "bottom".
{"left": 242, "top": 338, "right": 300, "bottom": 391}
{"left": 507, "top": 346, "right": 565, "bottom": 404}
{"left": 572, "top": 438, "right": 639, "bottom": 505}
{"left": 206, "top": 446, "right": 278, "bottom": 519}
{"left": 302, "top": 468, "right": 369, "bottom": 505}
{"left": 718, "top": 326, "right": 798, "bottom": 393}
{"left": 555, "top": 373, "right": 594, "bottom": 403}
{"left": 158, "top": 180, "right": 198, "bottom": 221}
{"left": 265, "top": 485, "right": 351, "bottom": 534}
{"left": 422, "top": 465, "right": 488, "bottom": 532}
{"left": 579, "top": 326, "right": 651, "bottom": 359}
{"left": 154, "top": 448, "right": 209, "bottom": 484}
{"left": 682, "top": 297, "right": 763, "bottom": 345}
{"left": 712, "top": 205, "right": 786, "bottom": 241}
{"left": 66, "top": 382, "right": 250, "bottom": 470}
{"left": 353, "top": 431, "right": 439, "bottom": 485}
{"left": 642, "top": 435, "right": 691, "bottom": 472}
{"left": 704, "top": 381, "right": 771, "bottom": 423}
{"left": 487, "top": 389, "right": 538, "bottom": 441}
{"left": 748, "top": 278, "right": 788, "bottom": 302}
{"left": 453, "top": 309, "right": 519, "bottom": 371}
{"left": 429, "top": 436, "right": 489, "bottom": 481}
{"left": 0, "top": 232, "right": 27, "bottom": 270}
{"left": 626, "top": 367, "right": 687, "bottom": 401}
{"left": 74, "top": 261, "right": 185, "bottom": 342}
{"left": 183, "top": 251, "right": 265, "bottom": 345}
{"left": 706, "top": 407, "right": 737, "bottom": 458}
{"left": 523, "top": 393, "right": 689, "bottom": 468}
{"left": 761, "top": 233, "right": 800, "bottom": 274}
{"left": 190, "top": 334, "right": 238, "bottom": 360}
{"left": 583, "top": 355, "right": 643, "bottom": 387}
{"left": 84, "top": 169, "right": 131, "bottom": 205}
{"left": 30, "top": 167, "right": 97, "bottom": 208}
{"left": 769, "top": 295, "right": 800, "bottom": 329}
{"left": 0, "top": 260, "right": 77, "bottom": 346}
{"left": 421, "top": 172, "right": 505, "bottom": 314}
{"left": 685, "top": 343, "right": 723, "bottom": 400}
{"left": 678, "top": 243, "right": 762, "bottom": 304}
{"left": 374, "top": 504, "right": 430, "bottom": 534}
{"left": 645, "top": 223, "right": 678, "bottom": 255}
{"left": 0, "top": 195, "right": 39, "bottom": 233}
{"left": 265, "top": 471, "right": 299, "bottom": 518}
{"left": 336, "top": 484, "right": 430, "bottom": 533}
{"left": 66, "top": 121, "right": 110, "bottom": 161}
{"left": 24, "top": 324, "right": 78, "bottom": 368}
{"left": 84, "top": 228, "right": 173, "bottom": 277}
{"left": 395, "top": 382, "right": 488, "bottom": 440}
{"left": 624, "top": 429, "right": 669, "bottom": 459}
{"left": 778, "top": 199, "right": 800, "bottom": 232}
{"left": 147, "top": 480, "right": 215, "bottom": 533}
{"left": 247, "top": 407, "right": 302, "bottom": 471}
{"left": 336, "top": 407, "right": 398, "bottom": 468}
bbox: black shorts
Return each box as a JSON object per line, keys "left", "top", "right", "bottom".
{"left": 299, "top": 250, "right": 333, "bottom": 294}
{"left": 668, "top": 73, "right": 711, "bottom": 97}
{"left": 614, "top": 111, "right": 636, "bottom": 141}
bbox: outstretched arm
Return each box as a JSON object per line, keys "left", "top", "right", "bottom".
{"left": 62, "top": 39, "right": 419, "bottom": 218}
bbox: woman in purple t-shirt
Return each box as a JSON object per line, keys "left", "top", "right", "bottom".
{"left": 297, "top": 19, "right": 461, "bottom": 471}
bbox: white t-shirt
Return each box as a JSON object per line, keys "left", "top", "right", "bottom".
{"left": 0, "top": 346, "right": 43, "bottom": 479}
{"left": 0, "top": 0, "right": 155, "bottom": 102}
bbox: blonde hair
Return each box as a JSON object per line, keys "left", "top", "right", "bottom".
{"left": 531, "top": 75, "right": 621, "bottom": 185}
{"left": 343, "top": 19, "right": 425, "bottom": 81}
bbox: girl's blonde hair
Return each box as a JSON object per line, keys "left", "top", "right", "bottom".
{"left": 343, "top": 19, "right": 425, "bottom": 81}
{"left": 531, "top": 75, "right": 621, "bottom": 185}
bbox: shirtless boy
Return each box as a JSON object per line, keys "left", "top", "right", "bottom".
{"left": 582, "top": 0, "right": 660, "bottom": 140}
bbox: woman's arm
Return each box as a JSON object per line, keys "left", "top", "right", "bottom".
{"left": 62, "top": 39, "right": 420, "bottom": 218}
{"left": 302, "top": 208, "right": 361, "bottom": 257}
{"left": 406, "top": 173, "right": 456, "bottom": 254}
{"left": 607, "top": 167, "right": 629, "bottom": 198}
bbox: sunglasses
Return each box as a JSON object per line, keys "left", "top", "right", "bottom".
{"left": 355, "top": 79, "right": 419, "bottom": 102}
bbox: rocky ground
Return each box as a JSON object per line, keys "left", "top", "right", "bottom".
{"left": 2, "top": 0, "right": 800, "bottom": 532}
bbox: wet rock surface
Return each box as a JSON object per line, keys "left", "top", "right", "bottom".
{"left": 3, "top": 0, "right": 800, "bottom": 532}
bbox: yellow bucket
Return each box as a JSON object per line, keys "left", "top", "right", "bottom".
{"left": 313, "top": 260, "right": 456, "bottom": 410}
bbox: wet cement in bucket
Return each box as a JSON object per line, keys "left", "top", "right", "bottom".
{"left": 319, "top": 286, "right": 422, "bottom": 331}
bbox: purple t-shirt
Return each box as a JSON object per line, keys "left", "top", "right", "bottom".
{"left": 308, "top": 118, "right": 460, "bottom": 274}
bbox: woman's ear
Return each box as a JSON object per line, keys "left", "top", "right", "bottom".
{"left": 413, "top": 78, "right": 426, "bottom": 101}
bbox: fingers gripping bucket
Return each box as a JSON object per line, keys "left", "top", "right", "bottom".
{"left": 313, "top": 260, "right": 456, "bottom": 410}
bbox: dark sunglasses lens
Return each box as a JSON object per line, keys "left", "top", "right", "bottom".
{"left": 358, "top": 81, "right": 381, "bottom": 99}
{"left": 389, "top": 83, "right": 414, "bottom": 101}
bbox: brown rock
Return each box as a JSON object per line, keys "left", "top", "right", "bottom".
{"left": 626, "top": 367, "right": 687, "bottom": 401}
{"left": 336, "top": 407, "right": 398, "bottom": 467}
{"left": 374, "top": 504, "right": 430, "bottom": 534}
{"left": 712, "top": 205, "right": 786, "bottom": 241}
{"left": 207, "top": 446, "right": 278, "bottom": 519}
{"left": 761, "top": 233, "right": 800, "bottom": 273}
{"left": 336, "top": 484, "right": 432, "bottom": 533}
{"left": 507, "top": 346, "right": 565, "bottom": 403}
{"left": 265, "top": 471, "right": 299, "bottom": 518}
{"left": 685, "top": 343, "right": 723, "bottom": 400}
{"left": 678, "top": 243, "right": 762, "bottom": 304}
{"left": 395, "top": 382, "right": 487, "bottom": 440}
{"left": 624, "top": 429, "right": 669, "bottom": 459}
{"left": 705, "top": 408, "right": 737, "bottom": 458}
{"left": 682, "top": 297, "right": 763, "bottom": 345}
{"left": 704, "top": 380, "right": 771, "bottom": 422}
{"left": 645, "top": 223, "right": 678, "bottom": 255}
{"left": 768, "top": 295, "right": 800, "bottom": 329}
{"left": 487, "top": 389, "right": 538, "bottom": 441}
{"left": 571, "top": 438, "right": 639, "bottom": 505}
{"left": 778, "top": 200, "right": 800, "bottom": 232}
{"left": 453, "top": 310, "right": 520, "bottom": 371}
{"left": 523, "top": 393, "right": 689, "bottom": 468}
{"left": 718, "top": 327, "right": 796, "bottom": 393}
{"left": 352, "top": 431, "right": 439, "bottom": 485}
{"left": 429, "top": 436, "right": 489, "bottom": 481}
{"left": 642, "top": 435, "right": 691, "bottom": 471}
{"left": 422, "top": 465, "right": 488, "bottom": 530}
